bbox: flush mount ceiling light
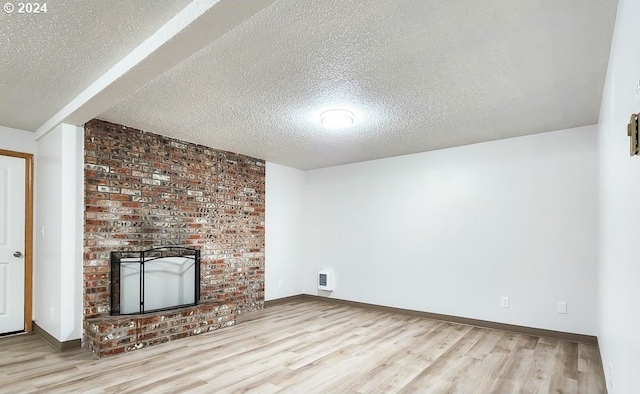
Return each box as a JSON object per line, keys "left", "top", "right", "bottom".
{"left": 320, "top": 109, "right": 354, "bottom": 128}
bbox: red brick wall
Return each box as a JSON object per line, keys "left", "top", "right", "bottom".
{"left": 83, "top": 119, "right": 265, "bottom": 321}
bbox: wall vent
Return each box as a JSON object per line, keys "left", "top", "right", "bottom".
{"left": 318, "top": 271, "right": 333, "bottom": 291}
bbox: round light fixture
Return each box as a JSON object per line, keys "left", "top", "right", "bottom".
{"left": 320, "top": 109, "right": 354, "bottom": 129}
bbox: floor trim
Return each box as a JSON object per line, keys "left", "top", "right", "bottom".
{"left": 33, "top": 322, "right": 82, "bottom": 351}
{"left": 264, "top": 295, "right": 304, "bottom": 307}
{"left": 266, "top": 294, "right": 597, "bottom": 345}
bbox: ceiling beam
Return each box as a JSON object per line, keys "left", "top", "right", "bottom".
{"left": 35, "top": 0, "right": 276, "bottom": 140}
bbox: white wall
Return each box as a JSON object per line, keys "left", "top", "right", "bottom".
{"left": 302, "top": 126, "right": 598, "bottom": 335}
{"left": 265, "top": 162, "right": 306, "bottom": 300}
{"left": 34, "top": 124, "right": 84, "bottom": 341}
{"left": 0, "top": 125, "right": 36, "bottom": 154}
{"left": 597, "top": 0, "right": 640, "bottom": 392}
{"left": 34, "top": 127, "right": 62, "bottom": 338}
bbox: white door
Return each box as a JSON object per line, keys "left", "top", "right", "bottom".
{"left": 0, "top": 155, "right": 25, "bottom": 334}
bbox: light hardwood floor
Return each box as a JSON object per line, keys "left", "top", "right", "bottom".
{"left": 0, "top": 299, "right": 606, "bottom": 393}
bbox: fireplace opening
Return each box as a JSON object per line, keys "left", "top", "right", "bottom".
{"left": 110, "top": 246, "right": 201, "bottom": 315}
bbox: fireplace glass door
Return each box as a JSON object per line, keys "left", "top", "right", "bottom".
{"left": 111, "top": 247, "right": 200, "bottom": 315}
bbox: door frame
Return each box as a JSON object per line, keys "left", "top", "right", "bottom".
{"left": 0, "top": 149, "right": 34, "bottom": 332}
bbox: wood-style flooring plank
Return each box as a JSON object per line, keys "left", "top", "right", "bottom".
{"left": 0, "top": 299, "right": 606, "bottom": 393}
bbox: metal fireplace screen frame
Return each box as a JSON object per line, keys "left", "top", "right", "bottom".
{"left": 110, "top": 246, "right": 201, "bottom": 315}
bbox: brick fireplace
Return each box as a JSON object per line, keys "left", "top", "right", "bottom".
{"left": 83, "top": 119, "right": 265, "bottom": 357}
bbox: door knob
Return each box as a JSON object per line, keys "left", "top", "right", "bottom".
{"left": 13, "top": 251, "right": 22, "bottom": 258}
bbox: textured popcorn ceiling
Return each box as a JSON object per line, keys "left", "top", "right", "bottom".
{"left": 0, "top": 0, "right": 190, "bottom": 131}
{"left": 1, "top": 0, "right": 617, "bottom": 169}
{"left": 100, "top": 0, "right": 617, "bottom": 169}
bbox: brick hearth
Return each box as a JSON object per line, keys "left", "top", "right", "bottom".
{"left": 84, "top": 300, "right": 235, "bottom": 358}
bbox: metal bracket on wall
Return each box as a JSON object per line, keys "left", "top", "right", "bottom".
{"left": 628, "top": 113, "right": 639, "bottom": 156}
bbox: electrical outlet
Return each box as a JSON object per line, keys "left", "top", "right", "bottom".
{"left": 557, "top": 302, "right": 567, "bottom": 314}
{"left": 277, "top": 280, "right": 283, "bottom": 289}
{"left": 41, "top": 226, "right": 45, "bottom": 238}
{"left": 50, "top": 307, "right": 55, "bottom": 321}
{"left": 501, "top": 296, "right": 509, "bottom": 308}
